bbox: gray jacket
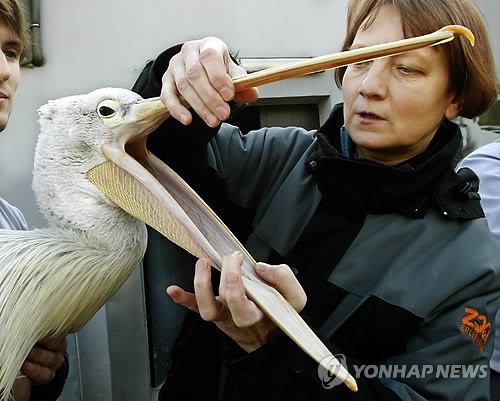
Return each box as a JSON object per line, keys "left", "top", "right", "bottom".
{"left": 206, "top": 122, "right": 500, "bottom": 401}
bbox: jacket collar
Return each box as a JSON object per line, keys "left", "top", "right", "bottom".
{"left": 307, "top": 104, "right": 483, "bottom": 219}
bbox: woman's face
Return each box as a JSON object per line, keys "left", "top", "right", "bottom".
{"left": 342, "top": 4, "right": 460, "bottom": 165}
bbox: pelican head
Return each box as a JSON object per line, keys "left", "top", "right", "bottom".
{"left": 34, "top": 88, "right": 168, "bottom": 240}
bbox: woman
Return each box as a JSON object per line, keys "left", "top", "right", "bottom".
{"left": 133, "top": 0, "right": 500, "bottom": 399}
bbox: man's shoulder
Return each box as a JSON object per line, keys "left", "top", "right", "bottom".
{"left": 0, "top": 197, "right": 27, "bottom": 230}
{"left": 462, "top": 139, "right": 500, "bottom": 164}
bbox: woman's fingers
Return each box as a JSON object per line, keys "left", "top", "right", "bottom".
{"left": 160, "top": 37, "right": 260, "bottom": 128}
{"left": 166, "top": 285, "right": 199, "bottom": 313}
{"left": 167, "top": 259, "right": 228, "bottom": 321}
{"left": 166, "top": 254, "right": 301, "bottom": 353}
{"left": 219, "top": 252, "right": 265, "bottom": 327}
{"left": 193, "top": 258, "right": 227, "bottom": 321}
{"left": 160, "top": 38, "right": 237, "bottom": 127}
{"left": 167, "top": 254, "right": 306, "bottom": 336}
{"left": 255, "top": 262, "right": 307, "bottom": 312}
{"left": 198, "top": 39, "right": 236, "bottom": 103}
{"left": 160, "top": 69, "right": 192, "bottom": 125}
{"left": 183, "top": 42, "right": 229, "bottom": 126}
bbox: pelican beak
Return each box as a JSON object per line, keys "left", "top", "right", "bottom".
{"left": 86, "top": 24, "right": 475, "bottom": 393}
{"left": 96, "top": 96, "right": 171, "bottom": 147}
{"left": 88, "top": 96, "right": 222, "bottom": 265}
{"left": 86, "top": 97, "right": 357, "bottom": 392}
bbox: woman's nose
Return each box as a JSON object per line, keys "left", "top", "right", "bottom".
{"left": 358, "top": 61, "right": 387, "bottom": 99}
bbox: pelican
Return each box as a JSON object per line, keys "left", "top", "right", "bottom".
{"left": 0, "top": 89, "right": 161, "bottom": 400}
{"left": 0, "top": 25, "right": 475, "bottom": 399}
{"left": 0, "top": 87, "right": 354, "bottom": 400}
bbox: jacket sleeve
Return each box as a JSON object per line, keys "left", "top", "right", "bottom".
{"left": 459, "top": 140, "right": 500, "bottom": 241}
{"left": 219, "top": 329, "right": 399, "bottom": 400}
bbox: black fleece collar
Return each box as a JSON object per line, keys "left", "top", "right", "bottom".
{"left": 307, "top": 104, "right": 484, "bottom": 220}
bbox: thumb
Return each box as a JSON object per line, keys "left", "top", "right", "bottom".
{"left": 234, "top": 87, "right": 260, "bottom": 104}
{"left": 255, "top": 263, "right": 307, "bottom": 312}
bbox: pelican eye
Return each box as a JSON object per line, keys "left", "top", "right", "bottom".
{"left": 99, "top": 106, "right": 115, "bottom": 116}
{"left": 97, "top": 99, "right": 120, "bottom": 118}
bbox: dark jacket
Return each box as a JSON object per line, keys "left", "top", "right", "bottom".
{"left": 133, "top": 47, "right": 500, "bottom": 401}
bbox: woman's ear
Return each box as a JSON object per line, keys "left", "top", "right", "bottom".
{"left": 445, "top": 96, "right": 461, "bottom": 120}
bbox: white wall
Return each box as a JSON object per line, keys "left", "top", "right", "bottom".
{"left": 0, "top": 0, "right": 349, "bottom": 227}
{"left": 476, "top": 0, "right": 500, "bottom": 79}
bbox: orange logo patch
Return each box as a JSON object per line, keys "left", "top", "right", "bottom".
{"left": 461, "top": 307, "right": 491, "bottom": 351}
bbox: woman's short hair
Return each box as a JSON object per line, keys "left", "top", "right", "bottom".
{"left": 335, "top": 0, "right": 499, "bottom": 118}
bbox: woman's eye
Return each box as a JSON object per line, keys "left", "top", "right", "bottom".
{"left": 348, "top": 60, "right": 372, "bottom": 71}
{"left": 354, "top": 60, "right": 372, "bottom": 68}
{"left": 398, "top": 65, "right": 416, "bottom": 74}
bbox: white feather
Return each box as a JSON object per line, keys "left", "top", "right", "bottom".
{"left": 0, "top": 88, "right": 149, "bottom": 399}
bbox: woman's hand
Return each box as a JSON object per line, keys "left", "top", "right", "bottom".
{"left": 13, "top": 336, "right": 67, "bottom": 401}
{"left": 160, "top": 37, "right": 259, "bottom": 127}
{"left": 167, "top": 251, "right": 306, "bottom": 352}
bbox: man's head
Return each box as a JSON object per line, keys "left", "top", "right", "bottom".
{"left": 0, "top": 0, "right": 26, "bottom": 131}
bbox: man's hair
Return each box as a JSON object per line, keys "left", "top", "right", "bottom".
{"left": 0, "top": 0, "right": 27, "bottom": 53}
{"left": 335, "top": 0, "right": 499, "bottom": 119}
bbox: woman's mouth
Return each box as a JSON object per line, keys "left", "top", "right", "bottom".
{"left": 359, "top": 112, "right": 382, "bottom": 120}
